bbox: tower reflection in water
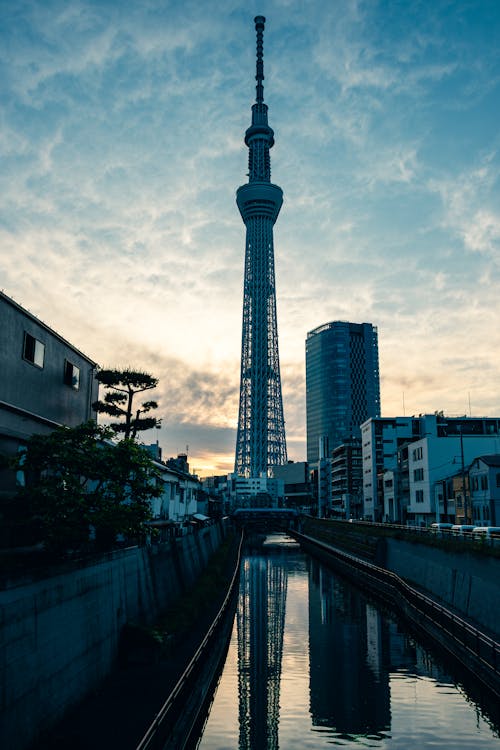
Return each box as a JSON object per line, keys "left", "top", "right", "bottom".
{"left": 308, "top": 559, "right": 391, "bottom": 737}
{"left": 237, "top": 549, "right": 287, "bottom": 749}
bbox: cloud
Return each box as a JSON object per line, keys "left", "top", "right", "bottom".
{"left": 1, "top": 0, "right": 500, "bottom": 475}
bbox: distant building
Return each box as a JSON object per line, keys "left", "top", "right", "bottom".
{"left": 227, "top": 473, "right": 285, "bottom": 509}
{"left": 269, "top": 461, "right": 312, "bottom": 508}
{"left": 0, "top": 291, "right": 98, "bottom": 502}
{"left": 331, "top": 438, "right": 363, "bottom": 519}
{"left": 468, "top": 455, "right": 500, "bottom": 526}
{"left": 306, "top": 321, "right": 380, "bottom": 465}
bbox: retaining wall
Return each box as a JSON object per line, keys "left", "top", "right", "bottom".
{"left": 385, "top": 538, "right": 500, "bottom": 638}
{"left": 0, "top": 522, "right": 228, "bottom": 750}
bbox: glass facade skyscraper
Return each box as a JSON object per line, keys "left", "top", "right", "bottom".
{"left": 306, "top": 321, "right": 381, "bottom": 464}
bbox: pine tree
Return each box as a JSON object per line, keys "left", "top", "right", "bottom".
{"left": 93, "top": 368, "right": 161, "bottom": 439}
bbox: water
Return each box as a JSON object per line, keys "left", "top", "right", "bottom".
{"left": 198, "top": 534, "right": 500, "bottom": 749}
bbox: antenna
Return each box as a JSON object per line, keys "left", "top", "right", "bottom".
{"left": 254, "top": 15, "right": 265, "bottom": 103}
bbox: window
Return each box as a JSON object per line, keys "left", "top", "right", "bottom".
{"left": 23, "top": 332, "right": 45, "bottom": 368}
{"left": 480, "top": 475, "right": 489, "bottom": 491}
{"left": 496, "top": 474, "right": 500, "bottom": 488}
{"left": 413, "top": 468, "right": 424, "bottom": 481}
{"left": 64, "top": 360, "right": 80, "bottom": 390}
{"left": 412, "top": 446, "right": 423, "bottom": 461}
{"left": 415, "top": 489, "right": 424, "bottom": 503}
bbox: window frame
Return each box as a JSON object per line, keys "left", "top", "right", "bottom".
{"left": 63, "top": 360, "right": 81, "bottom": 390}
{"left": 23, "top": 332, "right": 45, "bottom": 369}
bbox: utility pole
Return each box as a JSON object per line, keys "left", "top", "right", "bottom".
{"left": 459, "top": 426, "right": 468, "bottom": 522}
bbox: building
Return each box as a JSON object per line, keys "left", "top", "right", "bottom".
{"left": 306, "top": 321, "right": 380, "bottom": 466}
{"left": 468, "top": 455, "right": 500, "bottom": 526}
{"left": 269, "top": 461, "right": 312, "bottom": 509}
{"left": 147, "top": 459, "right": 201, "bottom": 539}
{"left": 234, "top": 16, "right": 287, "bottom": 478}
{"left": 0, "top": 291, "right": 98, "bottom": 500}
{"left": 331, "top": 439, "right": 363, "bottom": 519}
{"left": 362, "top": 417, "right": 422, "bottom": 521}
{"left": 227, "top": 473, "right": 285, "bottom": 509}
{"left": 362, "top": 414, "right": 500, "bottom": 523}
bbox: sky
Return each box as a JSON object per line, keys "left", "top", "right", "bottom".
{"left": 1, "top": 0, "right": 500, "bottom": 476}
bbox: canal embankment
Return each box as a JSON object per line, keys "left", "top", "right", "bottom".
{"left": 0, "top": 519, "right": 232, "bottom": 750}
{"left": 296, "top": 518, "right": 500, "bottom": 697}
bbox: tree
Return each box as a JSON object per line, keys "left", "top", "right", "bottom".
{"left": 93, "top": 368, "right": 161, "bottom": 439}
{"left": 12, "top": 422, "right": 161, "bottom": 554}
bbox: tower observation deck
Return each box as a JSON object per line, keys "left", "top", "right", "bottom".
{"left": 235, "top": 16, "right": 287, "bottom": 477}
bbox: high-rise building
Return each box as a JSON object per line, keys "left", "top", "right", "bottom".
{"left": 306, "top": 321, "right": 380, "bottom": 465}
{"left": 234, "top": 17, "right": 287, "bottom": 477}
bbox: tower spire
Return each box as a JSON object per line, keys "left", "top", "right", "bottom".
{"left": 235, "top": 17, "right": 287, "bottom": 478}
{"left": 254, "top": 15, "right": 265, "bottom": 103}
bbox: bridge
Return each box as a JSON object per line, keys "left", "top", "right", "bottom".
{"left": 231, "top": 507, "right": 299, "bottom": 531}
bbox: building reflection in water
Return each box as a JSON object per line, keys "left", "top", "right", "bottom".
{"left": 199, "top": 542, "right": 500, "bottom": 748}
{"left": 237, "top": 549, "right": 288, "bottom": 749}
{"left": 308, "top": 558, "right": 391, "bottom": 736}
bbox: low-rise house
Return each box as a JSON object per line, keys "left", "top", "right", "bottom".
{"left": 147, "top": 459, "right": 201, "bottom": 539}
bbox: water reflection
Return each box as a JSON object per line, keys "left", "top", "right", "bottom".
{"left": 308, "top": 560, "right": 391, "bottom": 736}
{"left": 237, "top": 546, "right": 287, "bottom": 748}
{"left": 198, "top": 535, "right": 500, "bottom": 749}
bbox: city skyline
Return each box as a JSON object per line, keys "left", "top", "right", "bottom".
{"left": 1, "top": 0, "right": 500, "bottom": 475}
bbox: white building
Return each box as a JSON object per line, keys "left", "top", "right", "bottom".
{"left": 407, "top": 434, "right": 500, "bottom": 525}
{"left": 147, "top": 460, "right": 200, "bottom": 538}
{"left": 362, "top": 414, "right": 500, "bottom": 523}
{"left": 361, "top": 416, "right": 422, "bottom": 521}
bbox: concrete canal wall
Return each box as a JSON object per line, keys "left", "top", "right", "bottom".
{"left": 301, "top": 518, "right": 500, "bottom": 640}
{"left": 0, "top": 521, "right": 228, "bottom": 750}
{"left": 384, "top": 538, "right": 500, "bottom": 638}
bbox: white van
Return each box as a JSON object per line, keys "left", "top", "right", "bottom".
{"left": 472, "top": 526, "right": 500, "bottom": 539}
{"left": 451, "top": 525, "right": 476, "bottom": 535}
{"left": 430, "top": 523, "right": 453, "bottom": 535}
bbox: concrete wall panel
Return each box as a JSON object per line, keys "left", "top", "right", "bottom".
{"left": 0, "top": 522, "right": 227, "bottom": 750}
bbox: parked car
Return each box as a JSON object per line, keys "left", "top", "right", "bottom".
{"left": 472, "top": 526, "right": 500, "bottom": 539}
{"left": 430, "top": 523, "right": 453, "bottom": 534}
{"left": 451, "top": 525, "right": 476, "bottom": 535}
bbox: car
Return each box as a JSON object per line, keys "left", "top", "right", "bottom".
{"left": 430, "top": 523, "right": 454, "bottom": 532}
{"left": 451, "top": 525, "right": 476, "bottom": 535}
{"left": 472, "top": 526, "right": 500, "bottom": 539}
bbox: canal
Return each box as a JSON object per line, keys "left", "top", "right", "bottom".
{"left": 197, "top": 533, "right": 500, "bottom": 749}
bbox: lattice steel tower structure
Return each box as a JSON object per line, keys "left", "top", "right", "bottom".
{"left": 235, "top": 16, "right": 287, "bottom": 477}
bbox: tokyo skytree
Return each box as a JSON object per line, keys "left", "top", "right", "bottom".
{"left": 234, "top": 16, "right": 287, "bottom": 477}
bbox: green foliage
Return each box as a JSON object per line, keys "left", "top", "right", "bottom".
{"left": 12, "top": 422, "right": 161, "bottom": 555}
{"left": 93, "top": 368, "right": 161, "bottom": 439}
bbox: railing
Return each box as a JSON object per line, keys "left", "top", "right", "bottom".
{"left": 306, "top": 516, "right": 500, "bottom": 548}
{"left": 296, "top": 531, "right": 500, "bottom": 689}
{"left": 136, "top": 530, "right": 244, "bottom": 750}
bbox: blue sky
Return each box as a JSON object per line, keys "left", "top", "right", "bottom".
{"left": 1, "top": 0, "right": 500, "bottom": 475}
